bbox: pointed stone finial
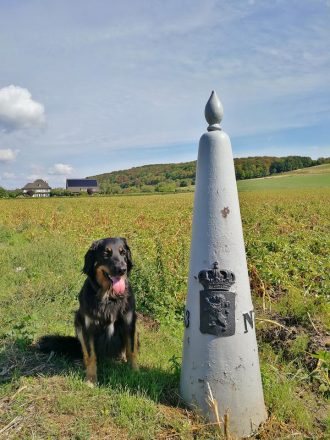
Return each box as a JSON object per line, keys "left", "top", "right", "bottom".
{"left": 205, "top": 90, "right": 223, "bottom": 131}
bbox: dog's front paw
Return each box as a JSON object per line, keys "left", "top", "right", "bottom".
{"left": 86, "top": 375, "right": 97, "bottom": 387}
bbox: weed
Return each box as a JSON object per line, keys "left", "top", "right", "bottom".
{"left": 168, "top": 354, "right": 181, "bottom": 376}
{"left": 3, "top": 315, "right": 39, "bottom": 349}
{"left": 311, "top": 351, "right": 330, "bottom": 395}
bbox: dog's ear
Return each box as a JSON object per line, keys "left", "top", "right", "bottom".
{"left": 82, "top": 239, "right": 103, "bottom": 277}
{"left": 121, "top": 238, "right": 133, "bottom": 274}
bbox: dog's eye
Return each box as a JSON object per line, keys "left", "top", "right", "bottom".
{"left": 120, "top": 248, "right": 126, "bottom": 256}
{"left": 104, "top": 249, "right": 112, "bottom": 259}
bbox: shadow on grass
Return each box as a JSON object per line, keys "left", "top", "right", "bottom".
{"left": 0, "top": 339, "right": 181, "bottom": 407}
{"left": 97, "top": 360, "right": 181, "bottom": 406}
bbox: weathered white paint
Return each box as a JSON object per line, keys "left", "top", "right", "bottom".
{"left": 180, "top": 91, "right": 267, "bottom": 437}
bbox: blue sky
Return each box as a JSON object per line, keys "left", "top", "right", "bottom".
{"left": 0, "top": 0, "right": 329, "bottom": 188}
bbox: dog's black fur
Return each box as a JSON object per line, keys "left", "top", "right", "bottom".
{"left": 38, "top": 237, "right": 138, "bottom": 385}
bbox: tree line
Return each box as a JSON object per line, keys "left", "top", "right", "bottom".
{"left": 234, "top": 156, "right": 322, "bottom": 180}
{"left": 90, "top": 156, "right": 329, "bottom": 194}
{"left": 0, "top": 156, "right": 329, "bottom": 197}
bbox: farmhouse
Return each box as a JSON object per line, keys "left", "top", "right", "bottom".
{"left": 66, "top": 178, "right": 99, "bottom": 194}
{"left": 22, "top": 179, "right": 51, "bottom": 197}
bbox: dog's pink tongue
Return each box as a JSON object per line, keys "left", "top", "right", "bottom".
{"left": 111, "top": 277, "right": 126, "bottom": 295}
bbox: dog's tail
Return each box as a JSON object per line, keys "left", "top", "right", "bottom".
{"left": 37, "top": 335, "right": 82, "bottom": 359}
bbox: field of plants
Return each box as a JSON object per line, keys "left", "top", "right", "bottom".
{"left": 0, "top": 169, "right": 329, "bottom": 439}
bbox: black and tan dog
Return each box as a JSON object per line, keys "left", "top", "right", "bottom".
{"left": 38, "top": 237, "right": 138, "bottom": 385}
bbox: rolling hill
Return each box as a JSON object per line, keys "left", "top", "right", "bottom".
{"left": 88, "top": 156, "right": 329, "bottom": 194}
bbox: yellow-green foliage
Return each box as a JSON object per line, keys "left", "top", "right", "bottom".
{"left": 1, "top": 189, "right": 328, "bottom": 322}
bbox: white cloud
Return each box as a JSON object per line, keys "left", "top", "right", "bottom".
{"left": 0, "top": 148, "right": 17, "bottom": 163}
{"left": 0, "top": 85, "right": 45, "bottom": 130}
{"left": 48, "top": 163, "right": 74, "bottom": 175}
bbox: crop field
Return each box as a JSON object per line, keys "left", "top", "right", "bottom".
{"left": 0, "top": 171, "right": 329, "bottom": 439}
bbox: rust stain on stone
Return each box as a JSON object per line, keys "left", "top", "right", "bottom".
{"left": 221, "top": 207, "right": 230, "bottom": 218}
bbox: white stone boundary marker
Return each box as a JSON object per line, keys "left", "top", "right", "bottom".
{"left": 180, "top": 91, "right": 267, "bottom": 438}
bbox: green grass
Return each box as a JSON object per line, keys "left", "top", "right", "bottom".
{"left": 0, "top": 171, "right": 329, "bottom": 439}
{"left": 288, "top": 163, "right": 330, "bottom": 174}
{"left": 238, "top": 163, "right": 330, "bottom": 191}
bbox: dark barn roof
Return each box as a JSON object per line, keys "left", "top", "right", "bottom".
{"left": 66, "top": 179, "right": 98, "bottom": 188}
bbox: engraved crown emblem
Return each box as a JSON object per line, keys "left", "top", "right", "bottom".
{"left": 198, "top": 262, "right": 235, "bottom": 291}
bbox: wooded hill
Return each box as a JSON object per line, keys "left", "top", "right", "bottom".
{"left": 0, "top": 155, "right": 329, "bottom": 198}
{"left": 88, "top": 156, "right": 329, "bottom": 194}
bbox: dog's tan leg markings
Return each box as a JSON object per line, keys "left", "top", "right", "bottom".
{"left": 85, "top": 341, "right": 97, "bottom": 386}
{"left": 77, "top": 329, "right": 97, "bottom": 385}
{"left": 125, "top": 329, "right": 138, "bottom": 371}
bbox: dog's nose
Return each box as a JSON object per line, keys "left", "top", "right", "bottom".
{"left": 115, "top": 266, "right": 126, "bottom": 276}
